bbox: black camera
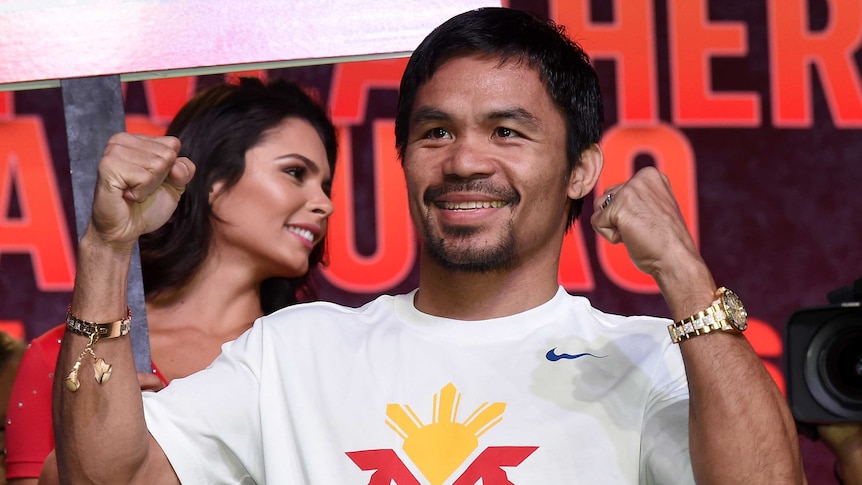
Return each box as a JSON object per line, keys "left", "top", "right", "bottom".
{"left": 785, "top": 278, "right": 862, "bottom": 424}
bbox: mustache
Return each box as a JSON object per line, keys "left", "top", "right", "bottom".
{"left": 423, "top": 180, "right": 520, "bottom": 205}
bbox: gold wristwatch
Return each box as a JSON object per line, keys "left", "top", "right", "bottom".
{"left": 667, "top": 287, "right": 748, "bottom": 344}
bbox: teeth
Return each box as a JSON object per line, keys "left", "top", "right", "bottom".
{"left": 287, "top": 227, "right": 314, "bottom": 243}
{"left": 441, "top": 201, "right": 506, "bottom": 210}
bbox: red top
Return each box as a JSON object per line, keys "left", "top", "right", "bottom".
{"left": 4, "top": 324, "right": 167, "bottom": 479}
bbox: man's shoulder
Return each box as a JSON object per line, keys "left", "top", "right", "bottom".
{"left": 249, "top": 293, "right": 409, "bottom": 347}
{"left": 262, "top": 292, "right": 404, "bottom": 324}
{"left": 565, "top": 291, "right": 672, "bottom": 331}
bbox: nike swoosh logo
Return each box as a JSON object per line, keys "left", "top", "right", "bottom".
{"left": 545, "top": 348, "right": 604, "bottom": 362}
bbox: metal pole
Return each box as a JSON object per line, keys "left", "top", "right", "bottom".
{"left": 61, "top": 75, "right": 151, "bottom": 373}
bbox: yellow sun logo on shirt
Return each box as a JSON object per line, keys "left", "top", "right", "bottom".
{"left": 385, "top": 383, "right": 506, "bottom": 485}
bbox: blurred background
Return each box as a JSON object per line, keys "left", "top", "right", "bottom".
{"left": 1, "top": 0, "right": 861, "bottom": 482}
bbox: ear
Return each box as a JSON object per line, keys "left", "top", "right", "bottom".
{"left": 567, "top": 143, "right": 603, "bottom": 200}
{"left": 209, "top": 179, "right": 226, "bottom": 205}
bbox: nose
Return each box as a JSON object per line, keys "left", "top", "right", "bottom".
{"left": 308, "top": 184, "right": 334, "bottom": 217}
{"left": 443, "top": 136, "right": 494, "bottom": 180}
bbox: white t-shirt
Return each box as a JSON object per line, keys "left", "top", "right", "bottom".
{"left": 143, "top": 287, "right": 693, "bottom": 484}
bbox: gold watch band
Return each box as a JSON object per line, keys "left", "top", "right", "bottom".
{"left": 667, "top": 300, "right": 726, "bottom": 343}
{"left": 667, "top": 286, "right": 746, "bottom": 344}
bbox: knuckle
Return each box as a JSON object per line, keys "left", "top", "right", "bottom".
{"left": 107, "top": 131, "right": 132, "bottom": 145}
{"left": 144, "top": 147, "right": 177, "bottom": 172}
{"left": 158, "top": 135, "right": 183, "bottom": 154}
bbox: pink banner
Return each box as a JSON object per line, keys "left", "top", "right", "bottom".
{"left": 0, "top": 0, "right": 496, "bottom": 87}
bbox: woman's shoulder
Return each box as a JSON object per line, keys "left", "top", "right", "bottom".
{"left": 11, "top": 323, "right": 65, "bottom": 390}
{"left": 25, "top": 323, "right": 66, "bottom": 358}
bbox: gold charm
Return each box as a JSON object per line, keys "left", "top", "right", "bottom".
{"left": 93, "top": 358, "right": 113, "bottom": 385}
{"left": 64, "top": 309, "right": 132, "bottom": 392}
{"left": 66, "top": 361, "right": 81, "bottom": 392}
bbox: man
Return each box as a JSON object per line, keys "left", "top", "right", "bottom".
{"left": 54, "top": 7, "right": 804, "bottom": 484}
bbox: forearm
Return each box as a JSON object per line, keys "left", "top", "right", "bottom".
{"left": 681, "top": 333, "right": 802, "bottom": 483}
{"left": 53, "top": 230, "right": 151, "bottom": 484}
{"left": 658, "top": 263, "right": 804, "bottom": 483}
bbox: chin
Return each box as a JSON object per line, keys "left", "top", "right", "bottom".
{"left": 268, "top": 260, "right": 309, "bottom": 279}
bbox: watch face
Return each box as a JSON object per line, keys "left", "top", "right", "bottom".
{"left": 722, "top": 289, "right": 748, "bottom": 331}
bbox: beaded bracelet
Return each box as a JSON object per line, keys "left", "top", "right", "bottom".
{"left": 65, "top": 306, "right": 131, "bottom": 392}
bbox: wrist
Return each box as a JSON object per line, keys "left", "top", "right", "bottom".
{"left": 654, "top": 261, "right": 716, "bottom": 321}
{"left": 64, "top": 306, "right": 131, "bottom": 391}
{"left": 72, "top": 228, "right": 134, "bottom": 322}
{"left": 66, "top": 306, "right": 131, "bottom": 340}
{"left": 81, "top": 223, "right": 138, "bottom": 254}
{"left": 668, "top": 287, "right": 748, "bottom": 343}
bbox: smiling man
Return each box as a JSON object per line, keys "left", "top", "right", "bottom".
{"left": 406, "top": 55, "right": 568, "bottom": 276}
{"left": 401, "top": 52, "right": 593, "bottom": 319}
{"left": 54, "top": 7, "right": 804, "bottom": 484}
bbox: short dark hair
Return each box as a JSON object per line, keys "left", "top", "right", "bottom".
{"left": 140, "top": 77, "right": 337, "bottom": 313}
{"left": 394, "top": 7, "right": 603, "bottom": 227}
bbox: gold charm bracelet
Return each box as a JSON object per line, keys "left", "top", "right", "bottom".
{"left": 65, "top": 307, "right": 131, "bottom": 392}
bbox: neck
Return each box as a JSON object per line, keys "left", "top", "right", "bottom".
{"left": 145, "top": 259, "right": 264, "bottom": 338}
{"left": 414, "top": 251, "right": 561, "bottom": 320}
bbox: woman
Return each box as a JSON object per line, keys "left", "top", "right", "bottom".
{"left": 4, "top": 76, "right": 337, "bottom": 484}
{"left": 0, "top": 331, "right": 25, "bottom": 485}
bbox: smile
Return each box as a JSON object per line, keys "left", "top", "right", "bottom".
{"left": 287, "top": 226, "right": 315, "bottom": 244}
{"left": 440, "top": 200, "right": 507, "bottom": 210}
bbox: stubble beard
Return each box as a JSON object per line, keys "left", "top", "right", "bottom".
{"left": 418, "top": 179, "right": 521, "bottom": 273}
{"left": 422, "top": 219, "right": 519, "bottom": 273}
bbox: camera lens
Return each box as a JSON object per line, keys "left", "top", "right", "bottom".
{"left": 789, "top": 303, "right": 862, "bottom": 423}
{"left": 811, "top": 314, "right": 862, "bottom": 413}
{"left": 820, "top": 325, "right": 862, "bottom": 408}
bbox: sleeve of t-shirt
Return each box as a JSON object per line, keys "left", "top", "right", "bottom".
{"left": 4, "top": 325, "right": 63, "bottom": 480}
{"left": 639, "top": 340, "right": 695, "bottom": 485}
{"left": 142, "top": 320, "right": 265, "bottom": 483}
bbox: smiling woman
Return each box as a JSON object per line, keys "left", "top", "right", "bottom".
{"left": 207, "top": 117, "right": 332, "bottom": 282}
{"left": 3, "top": 77, "right": 338, "bottom": 484}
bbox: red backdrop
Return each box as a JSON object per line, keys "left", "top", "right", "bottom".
{"left": 2, "top": 0, "right": 861, "bottom": 482}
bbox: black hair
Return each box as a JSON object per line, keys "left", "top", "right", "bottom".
{"left": 140, "top": 77, "right": 337, "bottom": 314}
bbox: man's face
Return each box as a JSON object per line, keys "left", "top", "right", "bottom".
{"left": 403, "top": 54, "right": 572, "bottom": 272}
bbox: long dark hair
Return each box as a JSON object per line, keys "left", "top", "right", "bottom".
{"left": 394, "top": 7, "right": 603, "bottom": 228}
{"left": 140, "top": 77, "right": 338, "bottom": 314}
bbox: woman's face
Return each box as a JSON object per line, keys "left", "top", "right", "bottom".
{"left": 209, "top": 117, "right": 333, "bottom": 280}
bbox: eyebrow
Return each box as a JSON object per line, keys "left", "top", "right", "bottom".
{"left": 276, "top": 154, "right": 328, "bottom": 179}
{"left": 410, "top": 107, "right": 451, "bottom": 126}
{"left": 486, "top": 108, "right": 542, "bottom": 130}
{"left": 410, "top": 106, "right": 542, "bottom": 130}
